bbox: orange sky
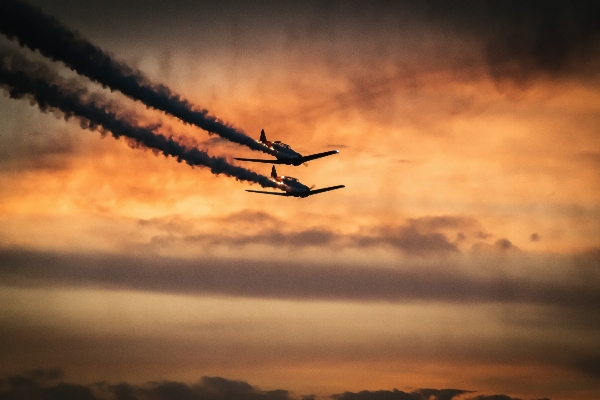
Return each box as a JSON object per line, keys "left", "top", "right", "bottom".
{"left": 0, "top": 2, "right": 599, "bottom": 400}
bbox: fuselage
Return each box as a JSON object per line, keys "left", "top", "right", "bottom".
{"left": 269, "top": 165, "right": 310, "bottom": 194}
{"left": 271, "top": 141, "right": 302, "bottom": 160}
{"left": 280, "top": 176, "right": 309, "bottom": 193}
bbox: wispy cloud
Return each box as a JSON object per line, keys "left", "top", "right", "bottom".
{"left": 140, "top": 212, "right": 480, "bottom": 256}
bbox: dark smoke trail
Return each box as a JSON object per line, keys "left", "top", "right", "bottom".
{"left": 0, "top": 0, "right": 278, "bottom": 157}
{"left": 0, "top": 50, "right": 279, "bottom": 189}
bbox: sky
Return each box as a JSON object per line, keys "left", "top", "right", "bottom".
{"left": 0, "top": 1, "right": 599, "bottom": 399}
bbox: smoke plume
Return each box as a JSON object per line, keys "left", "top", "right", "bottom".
{"left": 0, "top": 50, "right": 278, "bottom": 189}
{"left": 0, "top": 0, "right": 277, "bottom": 156}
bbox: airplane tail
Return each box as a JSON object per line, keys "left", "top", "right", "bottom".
{"left": 271, "top": 165, "right": 278, "bottom": 179}
{"left": 259, "top": 129, "right": 272, "bottom": 147}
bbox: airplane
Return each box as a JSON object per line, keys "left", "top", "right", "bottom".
{"left": 246, "top": 166, "right": 345, "bottom": 198}
{"left": 235, "top": 129, "right": 339, "bottom": 166}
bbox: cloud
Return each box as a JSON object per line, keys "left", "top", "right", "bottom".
{"left": 14, "top": 1, "right": 599, "bottom": 89}
{"left": 0, "top": 374, "right": 292, "bottom": 400}
{"left": 476, "top": 1, "right": 600, "bottom": 84}
{"left": 0, "top": 127, "right": 77, "bottom": 171}
{"left": 350, "top": 225, "right": 459, "bottom": 256}
{"left": 494, "top": 239, "right": 517, "bottom": 251}
{"left": 25, "top": 368, "right": 63, "bottom": 382}
{"left": 331, "top": 388, "right": 471, "bottom": 400}
{"left": 467, "top": 396, "right": 522, "bottom": 400}
{"left": 360, "top": 1, "right": 600, "bottom": 85}
{"left": 0, "top": 246, "right": 598, "bottom": 308}
{"left": 405, "top": 216, "right": 478, "bottom": 232}
{"left": 0, "top": 373, "right": 543, "bottom": 400}
{"left": 273, "top": 1, "right": 600, "bottom": 85}
{"left": 173, "top": 227, "right": 337, "bottom": 249}
{"left": 144, "top": 213, "right": 474, "bottom": 256}
{"left": 132, "top": 377, "right": 291, "bottom": 400}
{"left": 577, "top": 151, "right": 600, "bottom": 166}
{"left": 0, "top": 374, "right": 96, "bottom": 400}
{"left": 572, "top": 356, "right": 600, "bottom": 378}
{"left": 472, "top": 239, "right": 519, "bottom": 254}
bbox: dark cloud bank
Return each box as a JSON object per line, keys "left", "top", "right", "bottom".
{"left": 0, "top": 371, "right": 545, "bottom": 400}
{"left": 0, "top": 247, "right": 598, "bottom": 308}
{"left": 19, "top": 0, "right": 600, "bottom": 84}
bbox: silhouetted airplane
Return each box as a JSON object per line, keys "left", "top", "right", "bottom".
{"left": 235, "top": 129, "right": 339, "bottom": 166}
{"left": 246, "top": 166, "right": 345, "bottom": 198}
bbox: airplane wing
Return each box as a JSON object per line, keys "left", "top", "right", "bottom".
{"left": 246, "top": 185, "right": 344, "bottom": 197}
{"left": 295, "top": 150, "right": 339, "bottom": 164}
{"left": 234, "top": 157, "right": 290, "bottom": 164}
{"left": 304, "top": 185, "right": 345, "bottom": 196}
{"left": 245, "top": 189, "right": 294, "bottom": 196}
{"left": 235, "top": 150, "right": 339, "bottom": 165}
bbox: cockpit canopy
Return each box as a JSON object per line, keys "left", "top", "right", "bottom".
{"left": 273, "top": 141, "right": 291, "bottom": 149}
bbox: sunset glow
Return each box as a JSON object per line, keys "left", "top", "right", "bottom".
{"left": 1, "top": 1, "right": 599, "bottom": 400}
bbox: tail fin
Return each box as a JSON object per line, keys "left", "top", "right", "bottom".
{"left": 260, "top": 129, "right": 267, "bottom": 143}
{"left": 271, "top": 165, "right": 278, "bottom": 179}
